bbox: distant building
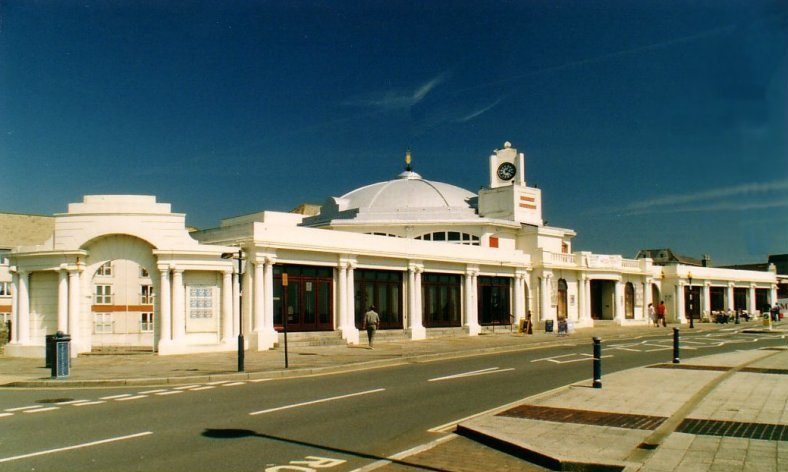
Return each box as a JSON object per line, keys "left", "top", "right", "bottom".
{"left": 635, "top": 249, "right": 711, "bottom": 267}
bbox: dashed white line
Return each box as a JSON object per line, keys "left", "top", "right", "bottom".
{"left": 116, "top": 395, "right": 148, "bottom": 401}
{"left": 24, "top": 407, "right": 59, "bottom": 413}
{"left": 174, "top": 385, "right": 201, "bottom": 390}
{"left": 100, "top": 394, "right": 132, "bottom": 400}
{"left": 139, "top": 389, "right": 168, "bottom": 394}
{"left": 249, "top": 379, "right": 271, "bottom": 383}
{"left": 56, "top": 400, "right": 91, "bottom": 405}
{"left": 155, "top": 391, "right": 182, "bottom": 396}
{"left": 206, "top": 380, "right": 231, "bottom": 385}
{"left": 250, "top": 388, "right": 385, "bottom": 416}
{"left": 0, "top": 432, "right": 153, "bottom": 464}
{"left": 222, "top": 382, "right": 245, "bottom": 387}
{"left": 189, "top": 386, "right": 216, "bottom": 391}
{"left": 74, "top": 401, "right": 106, "bottom": 406}
{"left": 0, "top": 413, "right": 14, "bottom": 418}
{"left": 428, "top": 367, "right": 515, "bottom": 382}
{"left": 5, "top": 405, "right": 44, "bottom": 412}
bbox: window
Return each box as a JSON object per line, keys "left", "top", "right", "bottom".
{"left": 97, "top": 261, "right": 112, "bottom": 276}
{"left": 561, "top": 242, "right": 569, "bottom": 254}
{"left": 140, "top": 267, "right": 149, "bottom": 278}
{"left": 94, "top": 313, "right": 113, "bottom": 333}
{"left": 95, "top": 285, "right": 112, "bottom": 304}
{"left": 140, "top": 313, "right": 154, "bottom": 332}
{"left": 415, "top": 232, "right": 480, "bottom": 245}
{"left": 140, "top": 285, "right": 154, "bottom": 304}
{"left": 189, "top": 286, "right": 214, "bottom": 319}
{"left": 0, "top": 282, "right": 9, "bottom": 296}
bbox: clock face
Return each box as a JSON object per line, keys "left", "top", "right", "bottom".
{"left": 497, "top": 162, "right": 517, "bottom": 181}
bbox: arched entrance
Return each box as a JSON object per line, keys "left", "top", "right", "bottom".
{"left": 557, "top": 279, "right": 568, "bottom": 320}
{"left": 625, "top": 282, "right": 635, "bottom": 319}
{"left": 83, "top": 235, "right": 158, "bottom": 352}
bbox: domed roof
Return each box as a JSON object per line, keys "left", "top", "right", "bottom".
{"left": 340, "top": 170, "right": 476, "bottom": 212}
{"left": 303, "top": 168, "right": 480, "bottom": 226}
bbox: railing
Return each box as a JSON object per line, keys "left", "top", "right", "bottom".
{"left": 622, "top": 259, "right": 641, "bottom": 269}
{"left": 542, "top": 251, "right": 576, "bottom": 266}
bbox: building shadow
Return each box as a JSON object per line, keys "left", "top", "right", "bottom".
{"left": 201, "top": 428, "right": 449, "bottom": 471}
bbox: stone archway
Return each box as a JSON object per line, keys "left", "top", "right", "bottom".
{"left": 82, "top": 234, "right": 158, "bottom": 351}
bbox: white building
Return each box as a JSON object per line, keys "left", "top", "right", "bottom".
{"left": 2, "top": 142, "right": 780, "bottom": 357}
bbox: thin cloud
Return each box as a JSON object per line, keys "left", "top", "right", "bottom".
{"left": 628, "top": 199, "right": 788, "bottom": 215}
{"left": 456, "top": 98, "right": 503, "bottom": 122}
{"left": 343, "top": 72, "right": 449, "bottom": 110}
{"left": 624, "top": 178, "right": 788, "bottom": 212}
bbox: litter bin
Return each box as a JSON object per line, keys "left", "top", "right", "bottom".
{"left": 45, "top": 334, "right": 57, "bottom": 368}
{"left": 51, "top": 331, "right": 71, "bottom": 379}
{"left": 545, "top": 319, "right": 554, "bottom": 333}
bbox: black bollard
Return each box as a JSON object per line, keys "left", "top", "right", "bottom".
{"left": 593, "top": 337, "right": 602, "bottom": 388}
{"left": 672, "top": 327, "right": 680, "bottom": 364}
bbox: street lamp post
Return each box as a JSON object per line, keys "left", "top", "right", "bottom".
{"left": 222, "top": 249, "right": 244, "bottom": 372}
{"left": 688, "top": 272, "right": 694, "bottom": 329}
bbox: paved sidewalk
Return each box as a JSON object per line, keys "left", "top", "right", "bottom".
{"left": 0, "top": 322, "right": 753, "bottom": 388}
{"left": 457, "top": 346, "right": 788, "bottom": 471}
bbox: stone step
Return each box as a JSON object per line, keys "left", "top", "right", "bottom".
{"left": 275, "top": 331, "right": 346, "bottom": 347}
{"left": 85, "top": 345, "right": 154, "bottom": 355}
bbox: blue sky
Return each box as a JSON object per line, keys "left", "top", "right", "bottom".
{"left": 1, "top": 1, "right": 786, "bottom": 265}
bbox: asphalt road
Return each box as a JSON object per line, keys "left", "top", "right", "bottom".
{"left": 0, "top": 327, "right": 784, "bottom": 472}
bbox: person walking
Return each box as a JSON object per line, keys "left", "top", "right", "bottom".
{"left": 362, "top": 305, "right": 380, "bottom": 349}
{"left": 648, "top": 303, "right": 656, "bottom": 327}
{"left": 656, "top": 301, "right": 667, "bottom": 327}
{"left": 524, "top": 310, "right": 534, "bottom": 335}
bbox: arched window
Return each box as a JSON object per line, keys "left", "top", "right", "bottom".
{"left": 557, "top": 279, "right": 568, "bottom": 320}
{"left": 625, "top": 282, "right": 635, "bottom": 319}
{"left": 415, "top": 232, "right": 480, "bottom": 246}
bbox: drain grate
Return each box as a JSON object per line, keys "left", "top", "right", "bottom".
{"left": 741, "top": 367, "right": 788, "bottom": 375}
{"left": 497, "top": 405, "right": 666, "bottom": 430}
{"left": 677, "top": 418, "right": 787, "bottom": 441}
{"left": 648, "top": 364, "right": 731, "bottom": 372}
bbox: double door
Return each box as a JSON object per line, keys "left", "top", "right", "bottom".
{"left": 273, "top": 266, "right": 333, "bottom": 332}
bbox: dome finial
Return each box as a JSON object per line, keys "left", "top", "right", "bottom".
{"left": 405, "top": 148, "right": 412, "bottom": 171}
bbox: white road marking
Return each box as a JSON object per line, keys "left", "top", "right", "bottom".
{"left": 531, "top": 353, "right": 612, "bottom": 363}
{"left": 351, "top": 434, "right": 457, "bottom": 472}
{"left": 74, "top": 401, "right": 106, "bottom": 406}
{"left": 206, "top": 380, "right": 231, "bottom": 385}
{"left": 250, "top": 388, "right": 385, "bottom": 416}
{"left": 55, "top": 399, "right": 91, "bottom": 405}
{"left": 0, "top": 432, "right": 153, "bottom": 464}
{"left": 173, "top": 385, "right": 201, "bottom": 390}
{"left": 249, "top": 379, "right": 271, "bottom": 383}
{"left": 116, "top": 395, "right": 148, "bottom": 401}
{"left": 100, "top": 394, "right": 132, "bottom": 400}
{"left": 139, "top": 389, "right": 168, "bottom": 394}
{"left": 5, "top": 405, "right": 46, "bottom": 412}
{"left": 428, "top": 367, "right": 515, "bottom": 382}
{"left": 222, "top": 382, "right": 246, "bottom": 387}
{"left": 155, "top": 391, "right": 182, "bottom": 396}
{"left": 189, "top": 386, "right": 216, "bottom": 391}
{"left": 24, "top": 407, "right": 59, "bottom": 413}
{"left": 0, "top": 413, "right": 13, "bottom": 418}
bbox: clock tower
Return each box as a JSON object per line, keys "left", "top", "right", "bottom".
{"left": 478, "top": 141, "right": 543, "bottom": 226}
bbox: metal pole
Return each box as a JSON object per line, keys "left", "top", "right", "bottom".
{"left": 672, "top": 327, "right": 680, "bottom": 364}
{"left": 237, "top": 250, "right": 244, "bottom": 372}
{"left": 593, "top": 337, "right": 602, "bottom": 388}
{"left": 282, "top": 273, "right": 289, "bottom": 369}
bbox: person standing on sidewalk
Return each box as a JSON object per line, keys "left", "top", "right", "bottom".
{"left": 656, "top": 301, "right": 667, "bottom": 327}
{"left": 648, "top": 303, "right": 656, "bottom": 327}
{"left": 362, "top": 305, "right": 380, "bottom": 349}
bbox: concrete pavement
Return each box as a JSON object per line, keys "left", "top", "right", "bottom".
{"left": 457, "top": 334, "right": 787, "bottom": 471}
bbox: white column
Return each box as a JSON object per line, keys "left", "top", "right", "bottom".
{"left": 242, "top": 265, "right": 253, "bottom": 335}
{"left": 172, "top": 269, "right": 185, "bottom": 342}
{"left": 221, "top": 269, "right": 233, "bottom": 343}
{"left": 578, "top": 275, "right": 588, "bottom": 323}
{"left": 10, "top": 271, "right": 19, "bottom": 343}
{"left": 158, "top": 266, "right": 171, "bottom": 344}
{"left": 703, "top": 282, "right": 711, "bottom": 319}
{"left": 57, "top": 268, "right": 68, "bottom": 333}
{"left": 464, "top": 270, "right": 480, "bottom": 335}
{"left": 748, "top": 284, "right": 756, "bottom": 315}
{"left": 263, "top": 258, "right": 275, "bottom": 335}
{"left": 338, "top": 263, "right": 347, "bottom": 331}
{"left": 644, "top": 278, "right": 652, "bottom": 314}
{"left": 585, "top": 277, "right": 592, "bottom": 322}
{"left": 17, "top": 271, "right": 30, "bottom": 343}
{"left": 676, "top": 283, "right": 686, "bottom": 323}
{"left": 540, "top": 274, "right": 553, "bottom": 323}
{"left": 614, "top": 281, "right": 624, "bottom": 322}
{"left": 410, "top": 265, "right": 425, "bottom": 339}
{"left": 253, "top": 261, "right": 264, "bottom": 332}
{"left": 726, "top": 283, "right": 735, "bottom": 311}
{"left": 341, "top": 261, "right": 359, "bottom": 344}
{"left": 232, "top": 272, "right": 240, "bottom": 336}
{"left": 67, "top": 269, "right": 81, "bottom": 342}
{"left": 771, "top": 284, "right": 778, "bottom": 306}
